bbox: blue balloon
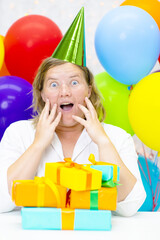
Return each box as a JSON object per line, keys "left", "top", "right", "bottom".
{"left": 0, "top": 76, "right": 33, "bottom": 140}
{"left": 138, "top": 155, "right": 160, "bottom": 211}
{"left": 95, "top": 6, "right": 160, "bottom": 85}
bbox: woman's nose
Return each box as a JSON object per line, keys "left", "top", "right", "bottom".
{"left": 60, "top": 84, "right": 71, "bottom": 97}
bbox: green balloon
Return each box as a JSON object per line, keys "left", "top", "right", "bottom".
{"left": 95, "top": 72, "right": 134, "bottom": 136}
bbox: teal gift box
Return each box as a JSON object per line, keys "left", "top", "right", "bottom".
{"left": 21, "top": 207, "right": 111, "bottom": 231}
{"left": 90, "top": 165, "right": 114, "bottom": 181}
{"left": 87, "top": 154, "right": 120, "bottom": 182}
{"left": 90, "top": 165, "right": 120, "bottom": 182}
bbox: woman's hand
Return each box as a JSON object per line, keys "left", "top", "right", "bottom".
{"left": 33, "top": 99, "right": 61, "bottom": 150}
{"left": 72, "top": 97, "right": 109, "bottom": 146}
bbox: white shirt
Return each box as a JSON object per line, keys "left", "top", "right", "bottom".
{"left": 0, "top": 120, "right": 146, "bottom": 216}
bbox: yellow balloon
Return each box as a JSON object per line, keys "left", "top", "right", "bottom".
{"left": 128, "top": 72, "right": 160, "bottom": 153}
{"left": 0, "top": 36, "right": 5, "bottom": 70}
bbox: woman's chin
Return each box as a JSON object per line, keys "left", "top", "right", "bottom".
{"left": 59, "top": 118, "right": 78, "bottom": 127}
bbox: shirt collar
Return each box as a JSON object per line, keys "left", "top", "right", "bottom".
{"left": 72, "top": 128, "right": 92, "bottom": 161}
{"left": 51, "top": 128, "right": 92, "bottom": 161}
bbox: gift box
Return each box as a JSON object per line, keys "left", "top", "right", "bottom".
{"left": 69, "top": 187, "right": 117, "bottom": 211}
{"left": 12, "top": 177, "right": 67, "bottom": 208}
{"left": 45, "top": 158, "right": 102, "bottom": 191}
{"left": 88, "top": 154, "right": 120, "bottom": 182}
{"left": 90, "top": 165, "right": 113, "bottom": 181}
{"left": 21, "top": 207, "right": 111, "bottom": 231}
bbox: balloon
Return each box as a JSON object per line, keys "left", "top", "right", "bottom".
{"left": 152, "top": 69, "right": 160, "bottom": 73}
{"left": 0, "top": 36, "right": 10, "bottom": 77}
{"left": 0, "top": 36, "right": 4, "bottom": 70}
{"left": 121, "top": 0, "right": 160, "bottom": 65}
{"left": 121, "top": 0, "right": 160, "bottom": 30}
{"left": 128, "top": 72, "right": 160, "bottom": 153}
{"left": 95, "top": 6, "right": 160, "bottom": 85}
{"left": 0, "top": 60, "right": 10, "bottom": 77}
{"left": 0, "top": 76, "right": 33, "bottom": 140}
{"left": 138, "top": 155, "right": 160, "bottom": 211}
{"left": 4, "top": 15, "right": 63, "bottom": 84}
{"left": 95, "top": 72, "right": 134, "bottom": 135}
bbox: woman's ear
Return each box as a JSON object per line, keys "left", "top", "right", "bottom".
{"left": 88, "top": 85, "right": 92, "bottom": 98}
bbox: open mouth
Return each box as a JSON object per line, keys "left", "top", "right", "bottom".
{"left": 60, "top": 103, "right": 74, "bottom": 111}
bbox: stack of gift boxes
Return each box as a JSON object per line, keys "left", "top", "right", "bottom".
{"left": 12, "top": 154, "right": 120, "bottom": 231}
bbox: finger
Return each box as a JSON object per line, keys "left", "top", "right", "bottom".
{"left": 72, "top": 115, "right": 87, "bottom": 127}
{"left": 52, "top": 112, "right": 62, "bottom": 129}
{"left": 48, "top": 104, "right": 57, "bottom": 123}
{"left": 85, "top": 97, "right": 97, "bottom": 118}
{"left": 78, "top": 104, "right": 91, "bottom": 120}
{"left": 39, "top": 99, "right": 50, "bottom": 121}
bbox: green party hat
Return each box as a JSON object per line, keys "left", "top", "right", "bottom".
{"left": 52, "top": 7, "right": 86, "bottom": 66}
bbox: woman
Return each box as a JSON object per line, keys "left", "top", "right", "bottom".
{"left": 0, "top": 57, "right": 146, "bottom": 215}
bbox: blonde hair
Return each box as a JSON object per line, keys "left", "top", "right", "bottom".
{"left": 32, "top": 57, "right": 106, "bottom": 126}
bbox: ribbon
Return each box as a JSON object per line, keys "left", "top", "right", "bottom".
{"left": 61, "top": 208, "right": 75, "bottom": 230}
{"left": 102, "top": 179, "right": 120, "bottom": 188}
{"left": 57, "top": 158, "right": 92, "bottom": 190}
{"left": 34, "top": 177, "right": 61, "bottom": 207}
{"left": 90, "top": 190, "right": 98, "bottom": 210}
{"left": 88, "top": 153, "right": 96, "bottom": 165}
{"left": 88, "top": 154, "right": 119, "bottom": 182}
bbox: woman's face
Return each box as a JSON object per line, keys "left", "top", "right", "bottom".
{"left": 41, "top": 62, "right": 91, "bottom": 127}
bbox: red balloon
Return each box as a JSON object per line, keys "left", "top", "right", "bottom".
{"left": 4, "top": 15, "right": 63, "bottom": 84}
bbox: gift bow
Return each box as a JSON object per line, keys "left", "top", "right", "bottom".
{"left": 57, "top": 158, "right": 92, "bottom": 190}
{"left": 88, "top": 154, "right": 119, "bottom": 182}
{"left": 34, "top": 176, "right": 61, "bottom": 207}
{"left": 88, "top": 154, "right": 97, "bottom": 165}
{"left": 63, "top": 158, "right": 82, "bottom": 169}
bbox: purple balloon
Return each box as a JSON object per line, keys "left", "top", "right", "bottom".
{"left": 0, "top": 76, "right": 33, "bottom": 140}
{"left": 152, "top": 69, "right": 160, "bottom": 73}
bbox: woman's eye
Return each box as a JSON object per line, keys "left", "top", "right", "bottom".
{"left": 71, "top": 80, "right": 78, "bottom": 86}
{"left": 51, "top": 82, "right": 58, "bottom": 87}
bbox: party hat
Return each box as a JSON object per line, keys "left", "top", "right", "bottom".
{"left": 52, "top": 7, "right": 86, "bottom": 66}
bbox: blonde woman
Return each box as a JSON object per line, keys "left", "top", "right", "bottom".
{"left": 0, "top": 57, "right": 146, "bottom": 215}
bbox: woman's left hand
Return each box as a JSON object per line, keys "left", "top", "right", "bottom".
{"left": 72, "top": 97, "right": 109, "bottom": 146}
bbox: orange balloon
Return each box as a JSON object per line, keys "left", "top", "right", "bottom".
{"left": 121, "top": 0, "right": 160, "bottom": 30}
{"left": 0, "top": 60, "right": 10, "bottom": 77}
{"left": 0, "top": 35, "right": 10, "bottom": 77}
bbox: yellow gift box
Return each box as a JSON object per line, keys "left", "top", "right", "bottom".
{"left": 12, "top": 177, "right": 67, "bottom": 207}
{"left": 88, "top": 154, "right": 120, "bottom": 182}
{"left": 45, "top": 158, "right": 102, "bottom": 191}
{"left": 69, "top": 187, "right": 117, "bottom": 211}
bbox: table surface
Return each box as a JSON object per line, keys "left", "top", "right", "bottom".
{"left": 0, "top": 210, "right": 159, "bottom": 240}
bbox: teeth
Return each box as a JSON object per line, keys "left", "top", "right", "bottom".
{"left": 61, "top": 103, "right": 71, "bottom": 105}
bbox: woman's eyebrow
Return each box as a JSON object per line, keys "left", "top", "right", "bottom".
{"left": 46, "top": 74, "right": 80, "bottom": 81}
{"left": 70, "top": 74, "right": 80, "bottom": 78}
{"left": 46, "top": 77, "right": 58, "bottom": 81}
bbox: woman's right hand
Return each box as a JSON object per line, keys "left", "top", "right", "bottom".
{"left": 33, "top": 99, "right": 61, "bottom": 150}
